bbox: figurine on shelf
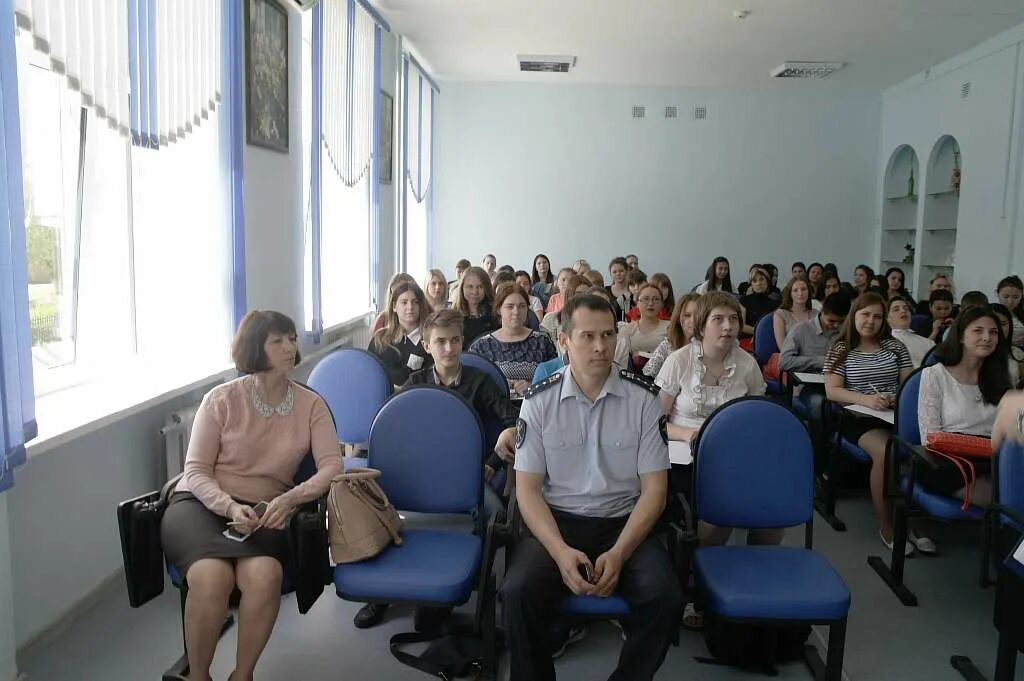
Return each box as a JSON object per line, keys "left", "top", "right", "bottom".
{"left": 951, "top": 151, "right": 961, "bottom": 195}
{"left": 902, "top": 243, "right": 915, "bottom": 265}
{"left": 907, "top": 167, "right": 915, "bottom": 198}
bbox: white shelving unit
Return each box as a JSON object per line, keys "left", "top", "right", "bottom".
{"left": 918, "top": 136, "right": 960, "bottom": 294}
{"left": 880, "top": 145, "right": 920, "bottom": 288}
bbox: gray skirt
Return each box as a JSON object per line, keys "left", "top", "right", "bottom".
{"left": 160, "top": 492, "right": 288, "bottom": 580}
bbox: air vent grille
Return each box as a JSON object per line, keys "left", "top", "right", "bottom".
{"left": 694, "top": 106, "right": 707, "bottom": 120}
{"left": 664, "top": 106, "right": 677, "bottom": 119}
{"left": 632, "top": 106, "right": 646, "bottom": 119}
{"left": 961, "top": 82, "right": 971, "bottom": 99}
{"left": 771, "top": 61, "right": 845, "bottom": 79}
{"left": 516, "top": 54, "right": 576, "bottom": 73}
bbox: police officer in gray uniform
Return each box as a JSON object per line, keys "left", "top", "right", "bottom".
{"left": 502, "top": 293, "right": 683, "bottom": 681}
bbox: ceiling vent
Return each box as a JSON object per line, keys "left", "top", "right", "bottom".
{"left": 664, "top": 106, "right": 677, "bottom": 119}
{"left": 770, "top": 61, "right": 845, "bottom": 79}
{"left": 517, "top": 54, "right": 576, "bottom": 73}
{"left": 632, "top": 106, "right": 646, "bottom": 119}
{"left": 694, "top": 106, "right": 707, "bottom": 120}
{"left": 276, "top": 0, "right": 322, "bottom": 12}
{"left": 961, "top": 82, "right": 971, "bottom": 99}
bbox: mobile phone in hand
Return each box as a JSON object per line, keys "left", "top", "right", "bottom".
{"left": 578, "top": 563, "right": 594, "bottom": 584}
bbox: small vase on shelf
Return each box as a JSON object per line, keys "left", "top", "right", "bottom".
{"left": 951, "top": 151, "right": 961, "bottom": 195}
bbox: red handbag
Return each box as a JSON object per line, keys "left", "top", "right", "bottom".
{"left": 924, "top": 432, "right": 992, "bottom": 510}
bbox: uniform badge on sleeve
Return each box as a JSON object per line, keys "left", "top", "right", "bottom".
{"left": 516, "top": 418, "right": 527, "bottom": 449}
{"left": 658, "top": 415, "right": 668, "bottom": 444}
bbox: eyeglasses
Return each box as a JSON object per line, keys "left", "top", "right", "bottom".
{"left": 637, "top": 297, "right": 662, "bottom": 305}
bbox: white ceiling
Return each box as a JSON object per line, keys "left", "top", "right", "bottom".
{"left": 375, "top": 0, "right": 1024, "bottom": 88}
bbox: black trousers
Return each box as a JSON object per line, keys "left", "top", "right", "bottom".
{"left": 798, "top": 386, "right": 829, "bottom": 475}
{"left": 501, "top": 511, "right": 683, "bottom": 681}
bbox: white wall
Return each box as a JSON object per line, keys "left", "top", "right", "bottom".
{"left": 433, "top": 83, "right": 880, "bottom": 289}
{"left": 880, "top": 22, "right": 1024, "bottom": 296}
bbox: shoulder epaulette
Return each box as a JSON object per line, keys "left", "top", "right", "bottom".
{"left": 523, "top": 372, "right": 562, "bottom": 399}
{"left": 619, "top": 369, "right": 660, "bottom": 396}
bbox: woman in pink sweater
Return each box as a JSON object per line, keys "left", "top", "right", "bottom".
{"left": 160, "top": 310, "right": 342, "bottom": 681}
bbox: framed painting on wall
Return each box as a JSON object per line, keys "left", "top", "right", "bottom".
{"left": 379, "top": 90, "right": 394, "bottom": 184}
{"left": 245, "top": 0, "right": 289, "bottom": 152}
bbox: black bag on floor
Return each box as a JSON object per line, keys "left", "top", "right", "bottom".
{"left": 390, "top": 629, "right": 487, "bottom": 680}
{"left": 699, "top": 612, "right": 812, "bottom": 675}
{"left": 117, "top": 490, "right": 166, "bottom": 608}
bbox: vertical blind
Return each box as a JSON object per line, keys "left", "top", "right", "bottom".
{"left": 404, "top": 58, "right": 435, "bottom": 204}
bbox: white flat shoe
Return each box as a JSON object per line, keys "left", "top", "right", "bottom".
{"left": 880, "top": 529, "right": 914, "bottom": 557}
{"left": 908, "top": 531, "right": 938, "bottom": 555}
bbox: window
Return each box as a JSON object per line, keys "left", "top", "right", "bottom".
{"left": 15, "top": 6, "right": 235, "bottom": 403}
{"left": 304, "top": 1, "right": 379, "bottom": 338}
{"left": 402, "top": 58, "right": 436, "bottom": 284}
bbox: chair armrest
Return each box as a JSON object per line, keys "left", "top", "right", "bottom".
{"left": 159, "top": 473, "right": 185, "bottom": 505}
{"left": 892, "top": 437, "right": 941, "bottom": 469}
{"left": 989, "top": 502, "right": 1024, "bottom": 530}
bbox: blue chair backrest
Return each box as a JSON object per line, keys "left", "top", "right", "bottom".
{"left": 461, "top": 352, "right": 506, "bottom": 392}
{"left": 921, "top": 346, "right": 939, "bottom": 367}
{"left": 694, "top": 398, "right": 813, "bottom": 528}
{"left": 307, "top": 348, "right": 392, "bottom": 444}
{"left": 753, "top": 313, "right": 778, "bottom": 366}
{"left": 894, "top": 367, "right": 924, "bottom": 447}
{"left": 911, "top": 314, "right": 930, "bottom": 331}
{"left": 532, "top": 356, "right": 565, "bottom": 383}
{"left": 527, "top": 310, "right": 540, "bottom": 331}
{"left": 367, "top": 386, "right": 484, "bottom": 514}
{"left": 998, "top": 440, "right": 1024, "bottom": 524}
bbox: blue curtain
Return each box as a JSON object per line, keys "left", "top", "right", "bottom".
{"left": 225, "top": 0, "right": 247, "bottom": 330}
{"left": 0, "top": 0, "right": 36, "bottom": 492}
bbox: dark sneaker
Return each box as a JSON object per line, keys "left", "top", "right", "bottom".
{"left": 551, "top": 624, "right": 586, "bottom": 659}
{"left": 353, "top": 602, "right": 389, "bottom": 629}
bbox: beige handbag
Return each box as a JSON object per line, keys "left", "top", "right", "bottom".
{"left": 327, "top": 467, "right": 403, "bottom": 564}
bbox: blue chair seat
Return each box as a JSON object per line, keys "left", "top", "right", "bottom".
{"left": 695, "top": 546, "right": 850, "bottom": 621}
{"left": 333, "top": 529, "right": 482, "bottom": 605}
{"left": 344, "top": 456, "right": 368, "bottom": 471}
{"left": 167, "top": 564, "right": 295, "bottom": 593}
{"left": 765, "top": 378, "right": 782, "bottom": 394}
{"left": 560, "top": 594, "right": 630, "bottom": 618}
{"left": 901, "top": 480, "right": 984, "bottom": 521}
{"left": 840, "top": 438, "right": 870, "bottom": 463}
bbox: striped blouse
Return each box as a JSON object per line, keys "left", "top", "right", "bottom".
{"left": 823, "top": 337, "right": 912, "bottom": 395}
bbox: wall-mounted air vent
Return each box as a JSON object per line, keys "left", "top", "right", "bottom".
{"left": 694, "top": 106, "right": 707, "bottom": 120}
{"left": 770, "top": 61, "right": 845, "bottom": 79}
{"left": 517, "top": 54, "right": 576, "bottom": 73}
{"left": 961, "top": 82, "right": 971, "bottom": 99}
{"left": 664, "top": 106, "right": 677, "bottom": 119}
{"left": 632, "top": 106, "right": 646, "bottom": 119}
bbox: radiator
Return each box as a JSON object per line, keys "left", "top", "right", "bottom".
{"left": 159, "top": 405, "right": 199, "bottom": 485}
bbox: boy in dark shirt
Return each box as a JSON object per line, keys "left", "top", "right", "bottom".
{"left": 913, "top": 289, "right": 955, "bottom": 340}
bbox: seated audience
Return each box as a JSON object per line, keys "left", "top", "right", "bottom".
{"left": 541, "top": 272, "right": 585, "bottom": 343}
{"left": 655, "top": 292, "right": 768, "bottom": 629}
{"left": 996, "top": 275, "right": 1024, "bottom": 348}
{"left": 763, "top": 263, "right": 782, "bottom": 297}
{"left": 643, "top": 293, "right": 700, "bottom": 379}
{"left": 354, "top": 309, "right": 521, "bottom": 630}
{"left": 736, "top": 263, "right": 760, "bottom": 297}
{"left": 824, "top": 292, "right": 914, "bottom": 554}
{"left": 583, "top": 269, "right": 605, "bottom": 287}
{"left": 739, "top": 267, "right": 778, "bottom": 337}
{"left": 516, "top": 270, "right": 546, "bottom": 318}
{"left": 808, "top": 262, "right": 825, "bottom": 300}
{"left": 887, "top": 296, "right": 935, "bottom": 367}
{"left": 625, "top": 269, "right": 648, "bottom": 309}
{"left": 368, "top": 282, "right": 432, "bottom": 387}
{"left": 914, "top": 273, "right": 954, "bottom": 315}
{"left": 531, "top": 253, "right": 555, "bottom": 307}
{"left": 605, "top": 256, "right": 634, "bottom": 321}
{"left": 992, "top": 303, "right": 1024, "bottom": 387}
{"left": 913, "top": 289, "right": 955, "bottom": 341}
{"left": 822, "top": 273, "right": 842, "bottom": 299}
{"left": 470, "top": 284, "right": 557, "bottom": 396}
{"left": 161, "top": 310, "right": 342, "bottom": 681}
{"left": 617, "top": 283, "right": 670, "bottom": 371}
{"left": 423, "top": 269, "right": 450, "bottom": 312}
{"left": 853, "top": 264, "right": 874, "bottom": 295}
{"left": 869, "top": 275, "right": 889, "bottom": 298}
{"left": 374, "top": 272, "right": 416, "bottom": 333}
{"left": 960, "top": 290, "right": 990, "bottom": 311}
{"left": 779, "top": 292, "right": 851, "bottom": 467}
{"left": 572, "top": 258, "right": 591, "bottom": 275}
{"left": 452, "top": 266, "right": 497, "bottom": 346}
{"left": 791, "top": 261, "right": 807, "bottom": 278}
{"left": 544, "top": 267, "right": 579, "bottom": 316}
{"left": 695, "top": 256, "right": 733, "bottom": 295}
{"left": 626, "top": 254, "right": 640, "bottom": 270}
{"left": 773, "top": 275, "right": 815, "bottom": 351}
{"left": 449, "top": 258, "right": 471, "bottom": 302}
{"left": 884, "top": 267, "right": 914, "bottom": 304}
{"left": 649, "top": 273, "right": 676, "bottom": 320}
{"left": 918, "top": 306, "right": 1011, "bottom": 515}
{"left": 482, "top": 253, "right": 497, "bottom": 281}
{"left": 505, "top": 293, "right": 682, "bottom": 681}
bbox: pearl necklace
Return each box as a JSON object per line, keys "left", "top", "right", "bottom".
{"left": 249, "top": 378, "right": 294, "bottom": 417}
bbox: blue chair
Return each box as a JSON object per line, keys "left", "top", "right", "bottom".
{"left": 461, "top": 352, "right": 507, "bottom": 394}
{"left": 869, "top": 367, "right": 986, "bottom": 606}
{"left": 981, "top": 440, "right": 1024, "bottom": 587}
{"left": 921, "top": 345, "right": 940, "bottom": 367}
{"left": 333, "top": 386, "right": 499, "bottom": 674}
{"left": 527, "top": 309, "right": 541, "bottom": 331}
{"left": 753, "top": 314, "right": 782, "bottom": 394}
{"left": 911, "top": 314, "right": 930, "bottom": 332}
{"left": 692, "top": 397, "right": 850, "bottom": 680}
{"left": 532, "top": 355, "right": 565, "bottom": 383}
{"left": 308, "top": 348, "right": 392, "bottom": 445}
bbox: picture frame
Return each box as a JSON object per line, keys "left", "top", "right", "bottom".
{"left": 379, "top": 90, "right": 394, "bottom": 184}
{"left": 245, "top": 0, "right": 289, "bottom": 153}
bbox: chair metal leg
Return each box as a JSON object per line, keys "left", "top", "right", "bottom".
{"left": 867, "top": 498, "right": 918, "bottom": 606}
{"left": 950, "top": 655, "right": 989, "bottom": 681}
{"left": 815, "top": 434, "right": 847, "bottom": 531}
{"left": 823, "top": 618, "right": 847, "bottom": 681}
{"left": 993, "top": 630, "right": 1019, "bottom": 681}
{"left": 979, "top": 512, "right": 994, "bottom": 588}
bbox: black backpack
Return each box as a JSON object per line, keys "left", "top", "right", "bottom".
{"left": 699, "top": 612, "right": 812, "bottom": 675}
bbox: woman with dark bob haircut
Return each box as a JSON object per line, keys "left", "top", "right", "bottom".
{"left": 160, "top": 310, "right": 343, "bottom": 681}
